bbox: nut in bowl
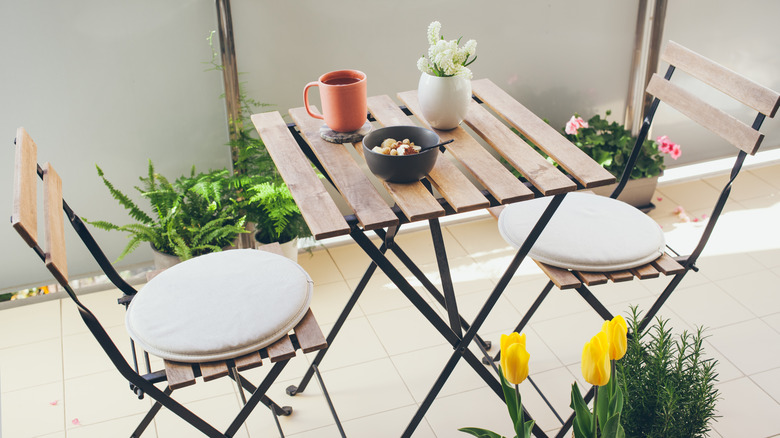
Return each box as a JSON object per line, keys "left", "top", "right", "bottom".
{"left": 363, "top": 126, "right": 441, "bottom": 183}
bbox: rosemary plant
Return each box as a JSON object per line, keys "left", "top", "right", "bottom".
{"left": 617, "top": 307, "right": 720, "bottom": 438}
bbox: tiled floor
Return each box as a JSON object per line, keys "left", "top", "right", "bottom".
{"left": 2, "top": 163, "right": 780, "bottom": 437}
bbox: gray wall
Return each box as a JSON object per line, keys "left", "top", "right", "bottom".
{"left": 2, "top": 0, "right": 779, "bottom": 293}
{"left": 2, "top": 0, "right": 230, "bottom": 293}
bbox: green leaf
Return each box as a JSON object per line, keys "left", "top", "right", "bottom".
{"left": 499, "top": 366, "right": 520, "bottom": 426}
{"left": 570, "top": 383, "right": 592, "bottom": 437}
{"left": 600, "top": 413, "right": 625, "bottom": 438}
{"left": 522, "top": 420, "right": 535, "bottom": 438}
{"left": 457, "top": 427, "right": 505, "bottom": 438}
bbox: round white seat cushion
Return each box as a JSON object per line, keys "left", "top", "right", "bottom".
{"left": 498, "top": 192, "right": 665, "bottom": 272}
{"left": 125, "top": 249, "right": 313, "bottom": 363}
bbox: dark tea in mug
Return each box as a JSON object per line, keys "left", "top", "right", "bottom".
{"left": 323, "top": 77, "right": 361, "bottom": 86}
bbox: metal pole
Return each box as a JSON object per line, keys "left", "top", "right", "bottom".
{"left": 215, "top": 0, "right": 241, "bottom": 149}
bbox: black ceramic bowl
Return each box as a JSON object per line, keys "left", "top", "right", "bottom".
{"left": 362, "top": 126, "right": 440, "bottom": 183}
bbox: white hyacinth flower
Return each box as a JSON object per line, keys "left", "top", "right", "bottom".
{"left": 427, "top": 21, "right": 441, "bottom": 46}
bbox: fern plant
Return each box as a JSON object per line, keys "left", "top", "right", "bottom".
{"left": 85, "top": 161, "right": 248, "bottom": 261}
{"left": 247, "top": 181, "right": 309, "bottom": 244}
{"left": 616, "top": 307, "right": 720, "bottom": 438}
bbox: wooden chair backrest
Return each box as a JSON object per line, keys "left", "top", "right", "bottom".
{"left": 646, "top": 41, "right": 780, "bottom": 155}
{"left": 12, "top": 127, "right": 69, "bottom": 285}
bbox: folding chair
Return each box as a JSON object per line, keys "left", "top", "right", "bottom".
{"left": 494, "top": 41, "right": 779, "bottom": 435}
{"left": 11, "top": 127, "right": 345, "bottom": 437}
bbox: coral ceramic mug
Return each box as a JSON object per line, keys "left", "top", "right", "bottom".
{"left": 303, "top": 70, "right": 367, "bottom": 132}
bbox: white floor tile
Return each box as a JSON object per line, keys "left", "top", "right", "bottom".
{"left": 713, "top": 377, "right": 780, "bottom": 438}
{"left": 708, "top": 319, "right": 780, "bottom": 376}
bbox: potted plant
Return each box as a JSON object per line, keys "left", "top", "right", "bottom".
{"left": 562, "top": 111, "right": 681, "bottom": 209}
{"left": 85, "top": 161, "right": 248, "bottom": 267}
{"left": 206, "top": 31, "right": 309, "bottom": 255}
{"left": 616, "top": 307, "right": 719, "bottom": 437}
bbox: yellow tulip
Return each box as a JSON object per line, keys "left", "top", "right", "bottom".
{"left": 500, "top": 332, "right": 530, "bottom": 385}
{"left": 601, "top": 315, "right": 628, "bottom": 360}
{"left": 581, "top": 331, "right": 611, "bottom": 386}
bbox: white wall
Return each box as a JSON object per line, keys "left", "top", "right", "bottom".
{"left": 1, "top": 0, "right": 230, "bottom": 293}
{"left": 2, "top": 0, "right": 778, "bottom": 293}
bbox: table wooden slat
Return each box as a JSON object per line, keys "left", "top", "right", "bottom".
{"left": 461, "top": 100, "right": 577, "bottom": 196}
{"left": 398, "top": 91, "right": 533, "bottom": 204}
{"left": 164, "top": 360, "right": 196, "bottom": 390}
{"left": 351, "top": 142, "right": 445, "bottom": 222}
{"left": 251, "top": 112, "right": 350, "bottom": 240}
{"left": 471, "top": 79, "right": 615, "bottom": 189}
{"left": 368, "top": 95, "right": 488, "bottom": 214}
{"left": 294, "top": 309, "right": 327, "bottom": 353}
{"left": 266, "top": 335, "right": 296, "bottom": 363}
{"left": 289, "top": 107, "right": 399, "bottom": 230}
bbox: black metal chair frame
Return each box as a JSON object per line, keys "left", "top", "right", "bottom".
{"left": 490, "top": 56, "right": 777, "bottom": 436}
{"left": 12, "top": 152, "right": 344, "bottom": 438}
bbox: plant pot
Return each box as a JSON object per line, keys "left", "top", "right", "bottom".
{"left": 151, "top": 245, "right": 181, "bottom": 270}
{"left": 585, "top": 175, "right": 659, "bottom": 212}
{"left": 254, "top": 235, "right": 299, "bottom": 263}
{"left": 417, "top": 72, "right": 471, "bottom": 130}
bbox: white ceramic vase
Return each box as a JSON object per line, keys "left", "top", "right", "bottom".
{"left": 417, "top": 72, "right": 471, "bottom": 130}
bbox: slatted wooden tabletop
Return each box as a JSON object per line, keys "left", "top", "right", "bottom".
{"left": 252, "top": 78, "right": 615, "bottom": 237}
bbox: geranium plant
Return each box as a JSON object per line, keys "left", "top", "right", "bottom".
{"left": 417, "top": 21, "right": 477, "bottom": 79}
{"left": 563, "top": 111, "right": 681, "bottom": 180}
{"left": 459, "top": 332, "right": 535, "bottom": 438}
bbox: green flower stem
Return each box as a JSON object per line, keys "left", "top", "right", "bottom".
{"left": 593, "top": 386, "right": 599, "bottom": 438}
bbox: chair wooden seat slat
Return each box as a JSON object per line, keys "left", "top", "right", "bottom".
{"left": 651, "top": 253, "right": 685, "bottom": 275}
{"left": 251, "top": 111, "right": 350, "bottom": 240}
{"left": 288, "top": 107, "right": 401, "bottom": 229}
{"left": 646, "top": 74, "right": 764, "bottom": 155}
{"left": 294, "top": 309, "right": 328, "bottom": 353}
{"left": 606, "top": 270, "right": 635, "bottom": 283}
{"left": 535, "top": 261, "right": 582, "bottom": 289}
{"left": 662, "top": 41, "right": 780, "bottom": 117}
{"left": 368, "top": 95, "right": 490, "bottom": 214}
{"left": 266, "top": 335, "right": 296, "bottom": 363}
{"left": 574, "top": 271, "right": 610, "bottom": 286}
{"left": 396, "top": 91, "right": 533, "bottom": 205}
{"left": 200, "top": 361, "right": 230, "bottom": 382}
{"left": 164, "top": 361, "right": 197, "bottom": 390}
{"left": 631, "top": 263, "right": 661, "bottom": 279}
{"left": 461, "top": 99, "right": 577, "bottom": 196}
{"left": 234, "top": 352, "right": 263, "bottom": 372}
{"left": 471, "top": 79, "right": 615, "bottom": 189}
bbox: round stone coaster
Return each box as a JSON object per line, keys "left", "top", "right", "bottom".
{"left": 320, "top": 122, "right": 372, "bottom": 144}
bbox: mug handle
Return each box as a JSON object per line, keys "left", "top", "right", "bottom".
{"left": 303, "top": 81, "right": 324, "bottom": 120}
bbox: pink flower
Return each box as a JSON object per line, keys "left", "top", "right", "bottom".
{"left": 72, "top": 418, "right": 81, "bottom": 426}
{"left": 670, "top": 143, "right": 681, "bottom": 160}
{"left": 657, "top": 135, "right": 682, "bottom": 159}
{"left": 565, "top": 116, "right": 589, "bottom": 135}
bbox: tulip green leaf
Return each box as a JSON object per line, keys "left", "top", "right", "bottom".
{"left": 457, "top": 427, "right": 505, "bottom": 438}
{"left": 500, "top": 367, "right": 520, "bottom": 426}
{"left": 570, "top": 383, "right": 592, "bottom": 436}
{"left": 600, "top": 413, "right": 626, "bottom": 438}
